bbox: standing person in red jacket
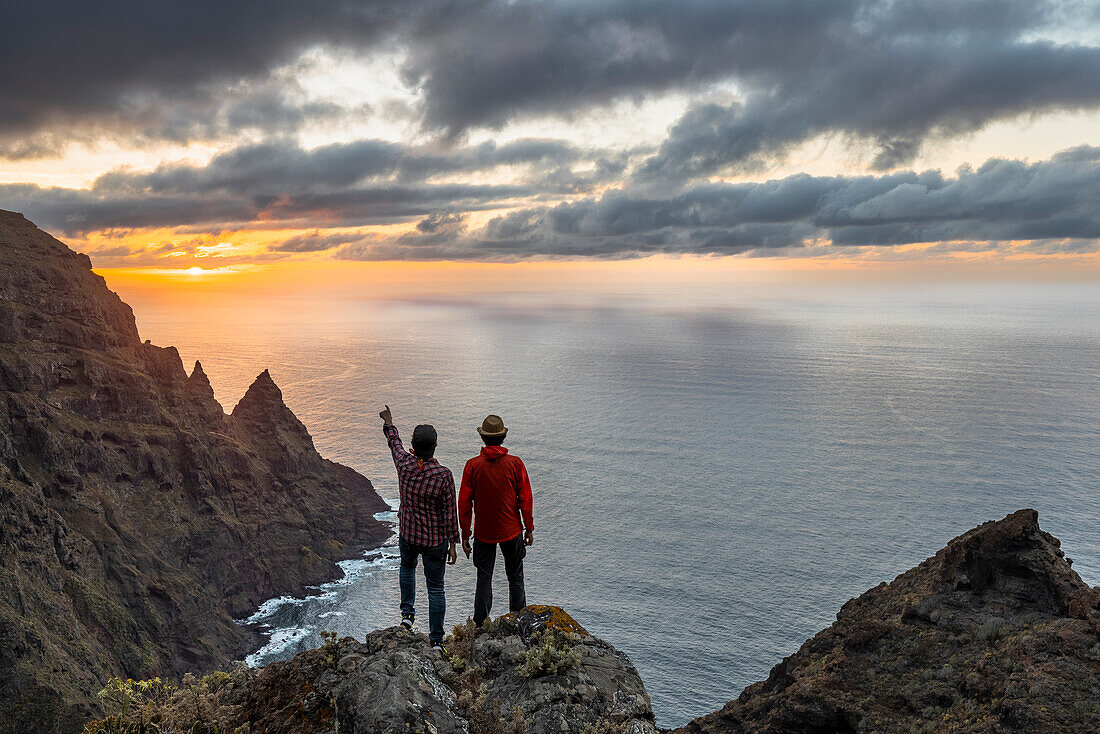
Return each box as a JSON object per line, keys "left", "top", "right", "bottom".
{"left": 459, "top": 414, "right": 534, "bottom": 625}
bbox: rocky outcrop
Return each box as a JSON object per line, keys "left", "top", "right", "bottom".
{"left": 85, "top": 507, "right": 1100, "bottom": 734}
{"left": 676, "top": 509, "right": 1100, "bottom": 734}
{"left": 141, "top": 606, "right": 657, "bottom": 734}
{"left": 0, "top": 210, "right": 391, "bottom": 732}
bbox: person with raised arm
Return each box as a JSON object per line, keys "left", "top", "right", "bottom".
{"left": 379, "top": 405, "right": 458, "bottom": 650}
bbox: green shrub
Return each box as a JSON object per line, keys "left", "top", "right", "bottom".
{"left": 83, "top": 677, "right": 174, "bottom": 734}
{"left": 199, "top": 672, "right": 231, "bottom": 692}
{"left": 320, "top": 630, "right": 339, "bottom": 667}
{"left": 579, "top": 719, "right": 625, "bottom": 734}
{"left": 515, "top": 629, "right": 581, "bottom": 678}
{"left": 446, "top": 617, "right": 498, "bottom": 667}
{"left": 977, "top": 619, "right": 1008, "bottom": 642}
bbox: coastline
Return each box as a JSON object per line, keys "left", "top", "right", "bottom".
{"left": 237, "top": 505, "right": 401, "bottom": 666}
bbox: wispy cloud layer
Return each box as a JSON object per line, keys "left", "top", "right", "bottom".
{"left": 335, "top": 147, "right": 1100, "bottom": 259}
{"left": 6, "top": 141, "right": 1100, "bottom": 260}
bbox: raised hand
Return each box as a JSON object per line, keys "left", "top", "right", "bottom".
{"left": 379, "top": 404, "right": 393, "bottom": 425}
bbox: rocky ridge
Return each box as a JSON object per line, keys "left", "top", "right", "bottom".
{"left": 676, "top": 509, "right": 1100, "bottom": 733}
{"left": 0, "top": 210, "right": 390, "bottom": 731}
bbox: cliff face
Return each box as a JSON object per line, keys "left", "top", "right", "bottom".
{"left": 677, "top": 509, "right": 1100, "bottom": 734}
{"left": 0, "top": 210, "right": 390, "bottom": 732}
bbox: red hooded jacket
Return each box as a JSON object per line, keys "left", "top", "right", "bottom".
{"left": 459, "top": 446, "right": 534, "bottom": 543}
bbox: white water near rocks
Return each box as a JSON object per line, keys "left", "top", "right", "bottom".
{"left": 126, "top": 282, "right": 1099, "bottom": 729}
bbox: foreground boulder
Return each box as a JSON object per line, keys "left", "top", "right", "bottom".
{"left": 0, "top": 210, "right": 391, "bottom": 732}
{"left": 132, "top": 605, "right": 657, "bottom": 734}
{"left": 677, "top": 509, "right": 1100, "bottom": 734}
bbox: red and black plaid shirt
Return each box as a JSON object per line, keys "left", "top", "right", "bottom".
{"left": 384, "top": 424, "right": 459, "bottom": 546}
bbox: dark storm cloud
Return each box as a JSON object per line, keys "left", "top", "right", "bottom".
{"left": 6, "top": 0, "right": 1098, "bottom": 172}
{"left": 92, "top": 137, "right": 591, "bottom": 197}
{"left": 638, "top": 38, "right": 1100, "bottom": 177}
{"left": 0, "top": 1, "right": 419, "bottom": 143}
{"left": 7, "top": 146, "right": 1099, "bottom": 257}
{"left": 404, "top": 0, "right": 866, "bottom": 134}
{"left": 4, "top": 1, "right": 1099, "bottom": 263}
{"left": 93, "top": 139, "right": 406, "bottom": 195}
{"left": 135, "top": 84, "right": 367, "bottom": 147}
{"left": 0, "top": 180, "right": 528, "bottom": 235}
{"left": 0, "top": 135, "right": 600, "bottom": 234}
{"left": 416, "top": 211, "right": 467, "bottom": 233}
{"left": 402, "top": 0, "right": 1100, "bottom": 170}
{"left": 333, "top": 149, "right": 1100, "bottom": 260}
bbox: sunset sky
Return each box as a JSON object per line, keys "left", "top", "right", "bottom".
{"left": 3, "top": 0, "right": 1100, "bottom": 285}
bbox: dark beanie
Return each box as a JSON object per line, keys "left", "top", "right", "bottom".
{"left": 412, "top": 424, "right": 437, "bottom": 458}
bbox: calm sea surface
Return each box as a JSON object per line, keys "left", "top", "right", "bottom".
{"left": 122, "top": 282, "right": 1099, "bottom": 728}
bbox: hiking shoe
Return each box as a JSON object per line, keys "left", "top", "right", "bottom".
{"left": 400, "top": 615, "right": 414, "bottom": 630}
{"left": 432, "top": 642, "right": 447, "bottom": 655}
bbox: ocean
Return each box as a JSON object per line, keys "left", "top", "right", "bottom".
{"left": 121, "top": 280, "right": 1099, "bottom": 729}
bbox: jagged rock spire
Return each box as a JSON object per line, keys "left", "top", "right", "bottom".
{"left": 184, "top": 360, "right": 224, "bottom": 423}
{"left": 187, "top": 361, "right": 215, "bottom": 396}
{"left": 232, "top": 369, "right": 280, "bottom": 418}
{"left": 231, "top": 370, "right": 314, "bottom": 445}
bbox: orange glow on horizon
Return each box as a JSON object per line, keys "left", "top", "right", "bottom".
{"left": 64, "top": 215, "right": 1100, "bottom": 292}
{"left": 94, "top": 245, "right": 1100, "bottom": 311}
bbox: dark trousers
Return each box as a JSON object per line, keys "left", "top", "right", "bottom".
{"left": 399, "top": 537, "right": 447, "bottom": 643}
{"left": 472, "top": 533, "right": 526, "bottom": 625}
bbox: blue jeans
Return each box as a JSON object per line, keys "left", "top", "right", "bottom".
{"left": 399, "top": 537, "right": 448, "bottom": 643}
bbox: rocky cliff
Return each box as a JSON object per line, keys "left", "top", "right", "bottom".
{"left": 81, "top": 512, "right": 1100, "bottom": 734}
{"left": 676, "top": 509, "right": 1100, "bottom": 733}
{"left": 0, "top": 210, "right": 391, "bottom": 732}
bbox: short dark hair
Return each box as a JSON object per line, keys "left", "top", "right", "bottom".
{"left": 481, "top": 434, "right": 505, "bottom": 446}
{"left": 412, "top": 424, "right": 437, "bottom": 459}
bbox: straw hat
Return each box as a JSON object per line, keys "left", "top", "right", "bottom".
{"left": 477, "top": 414, "right": 508, "bottom": 437}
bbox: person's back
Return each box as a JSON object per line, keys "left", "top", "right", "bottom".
{"left": 459, "top": 414, "right": 533, "bottom": 625}
{"left": 379, "top": 405, "right": 458, "bottom": 647}
{"left": 463, "top": 448, "right": 530, "bottom": 542}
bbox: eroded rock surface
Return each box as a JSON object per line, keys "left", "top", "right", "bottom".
{"left": 150, "top": 606, "right": 657, "bottom": 734}
{"left": 0, "top": 210, "right": 390, "bottom": 731}
{"left": 676, "top": 509, "right": 1100, "bottom": 734}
